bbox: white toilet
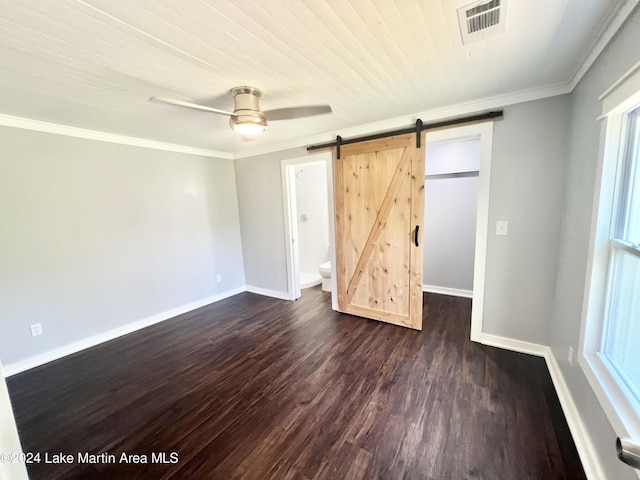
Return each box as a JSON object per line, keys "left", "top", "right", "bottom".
{"left": 318, "top": 261, "right": 331, "bottom": 292}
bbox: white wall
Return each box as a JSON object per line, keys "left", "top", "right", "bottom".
{"left": 550, "top": 6, "right": 640, "bottom": 480}
{"left": 423, "top": 139, "right": 480, "bottom": 293}
{"left": 0, "top": 126, "right": 245, "bottom": 369}
{"left": 425, "top": 139, "right": 480, "bottom": 175}
{"left": 294, "top": 163, "right": 329, "bottom": 274}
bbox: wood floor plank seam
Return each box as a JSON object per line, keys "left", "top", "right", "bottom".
{"left": 7, "top": 288, "right": 585, "bottom": 480}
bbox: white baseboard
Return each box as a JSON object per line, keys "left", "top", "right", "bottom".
{"left": 245, "top": 285, "right": 291, "bottom": 300}
{"left": 3, "top": 286, "right": 246, "bottom": 377}
{"left": 1, "top": 293, "right": 610, "bottom": 480}
{"left": 477, "top": 333, "right": 606, "bottom": 480}
{"left": 422, "top": 284, "right": 473, "bottom": 298}
{"left": 543, "top": 351, "right": 607, "bottom": 480}
{"left": 477, "top": 333, "right": 549, "bottom": 357}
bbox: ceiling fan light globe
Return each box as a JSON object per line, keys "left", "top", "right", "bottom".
{"left": 229, "top": 112, "right": 267, "bottom": 136}
{"left": 233, "top": 122, "right": 267, "bottom": 135}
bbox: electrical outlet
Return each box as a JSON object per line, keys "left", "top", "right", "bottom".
{"left": 216, "top": 274, "right": 222, "bottom": 283}
{"left": 30, "top": 323, "right": 43, "bottom": 337}
{"left": 568, "top": 346, "right": 574, "bottom": 366}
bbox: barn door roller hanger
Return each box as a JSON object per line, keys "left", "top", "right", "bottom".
{"left": 308, "top": 110, "right": 503, "bottom": 159}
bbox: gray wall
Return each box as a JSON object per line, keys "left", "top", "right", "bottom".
{"left": 235, "top": 99, "right": 569, "bottom": 347}
{"left": 234, "top": 146, "right": 311, "bottom": 294}
{"left": 483, "top": 96, "right": 570, "bottom": 345}
{"left": 0, "top": 126, "right": 245, "bottom": 367}
{"left": 423, "top": 139, "right": 480, "bottom": 292}
{"left": 549, "top": 7, "right": 640, "bottom": 480}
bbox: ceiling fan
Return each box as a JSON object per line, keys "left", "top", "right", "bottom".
{"left": 150, "top": 86, "right": 332, "bottom": 136}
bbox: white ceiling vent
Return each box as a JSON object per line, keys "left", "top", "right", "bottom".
{"left": 457, "top": 0, "right": 507, "bottom": 45}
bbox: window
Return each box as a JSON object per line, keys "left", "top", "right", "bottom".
{"left": 580, "top": 66, "right": 640, "bottom": 443}
{"left": 600, "top": 106, "right": 640, "bottom": 410}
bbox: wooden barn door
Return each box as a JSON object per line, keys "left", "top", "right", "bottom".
{"left": 334, "top": 133, "right": 424, "bottom": 330}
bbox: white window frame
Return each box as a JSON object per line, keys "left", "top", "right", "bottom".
{"left": 579, "top": 61, "right": 640, "bottom": 448}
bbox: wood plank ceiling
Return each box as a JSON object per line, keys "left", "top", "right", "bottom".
{"left": 0, "top": 0, "right": 628, "bottom": 155}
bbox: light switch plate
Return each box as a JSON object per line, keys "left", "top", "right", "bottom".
{"left": 496, "top": 220, "right": 509, "bottom": 236}
{"left": 30, "top": 323, "right": 43, "bottom": 336}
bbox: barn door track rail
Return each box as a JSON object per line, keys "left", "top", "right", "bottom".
{"left": 308, "top": 110, "right": 503, "bottom": 159}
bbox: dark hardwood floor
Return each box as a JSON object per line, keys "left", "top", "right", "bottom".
{"left": 7, "top": 287, "right": 585, "bottom": 480}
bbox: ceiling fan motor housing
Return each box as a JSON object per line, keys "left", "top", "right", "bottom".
{"left": 230, "top": 86, "right": 268, "bottom": 130}
{"left": 150, "top": 85, "right": 330, "bottom": 136}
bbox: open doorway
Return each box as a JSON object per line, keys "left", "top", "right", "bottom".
{"left": 423, "top": 137, "right": 480, "bottom": 298}
{"left": 282, "top": 121, "right": 492, "bottom": 337}
{"left": 425, "top": 122, "right": 494, "bottom": 342}
{"left": 281, "top": 153, "right": 335, "bottom": 302}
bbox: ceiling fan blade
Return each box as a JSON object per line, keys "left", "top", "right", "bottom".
{"left": 149, "top": 96, "right": 234, "bottom": 116}
{"left": 264, "top": 105, "right": 332, "bottom": 121}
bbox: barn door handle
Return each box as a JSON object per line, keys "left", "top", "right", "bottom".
{"left": 414, "top": 225, "right": 420, "bottom": 247}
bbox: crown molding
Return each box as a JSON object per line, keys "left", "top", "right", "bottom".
{"left": 0, "top": 81, "right": 571, "bottom": 162}
{"left": 234, "top": 2, "right": 638, "bottom": 160}
{"left": 1, "top": 4, "right": 634, "bottom": 162}
{"left": 0, "top": 114, "right": 233, "bottom": 159}
{"left": 568, "top": 0, "right": 640, "bottom": 92}
{"left": 233, "top": 81, "right": 571, "bottom": 159}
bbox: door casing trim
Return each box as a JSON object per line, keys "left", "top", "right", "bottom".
{"left": 425, "top": 122, "right": 494, "bottom": 341}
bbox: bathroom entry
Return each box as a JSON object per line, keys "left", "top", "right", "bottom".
{"left": 281, "top": 154, "right": 334, "bottom": 300}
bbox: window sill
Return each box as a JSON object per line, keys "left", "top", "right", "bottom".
{"left": 580, "top": 352, "right": 640, "bottom": 477}
{"left": 580, "top": 351, "right": 640, "bottom": 441}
